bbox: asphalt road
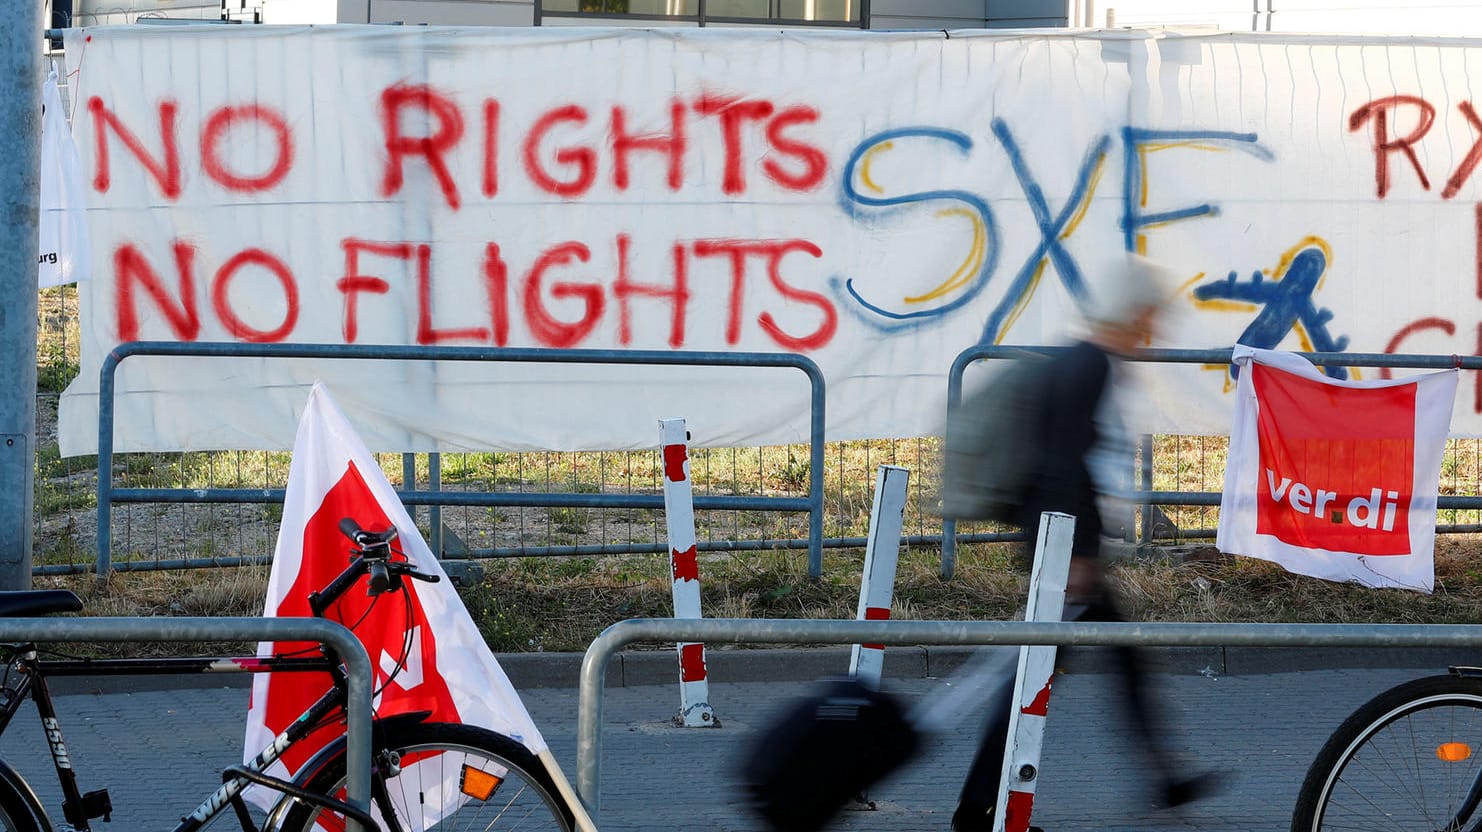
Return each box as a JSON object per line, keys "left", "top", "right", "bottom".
{"left": 0, "top": 649, "right": 1460, "bottom": 831}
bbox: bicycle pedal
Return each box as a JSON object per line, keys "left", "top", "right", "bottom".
{"left": 82, "top": 788, "right": 111, "bottom": 821}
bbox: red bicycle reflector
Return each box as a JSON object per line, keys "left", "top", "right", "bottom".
{"left": 460, "top": 766, "right": 503, "bottom": 801}
{"left": 1437, "top": 742, "right": 1473, "bottom": 762}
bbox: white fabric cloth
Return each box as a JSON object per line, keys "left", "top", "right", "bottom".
{"left": 242, "top": 382, "right": 546, "bottom": 817}
{"left": 38, "top": 69, "right": 89, "bottom": 288}
{"left": 1217, "top": 345, "right": 1457, "bottom": 592}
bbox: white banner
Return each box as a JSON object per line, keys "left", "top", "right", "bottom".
{"left": 54, "top": 26, "right": 1482, "bottom": 454}
{"left": 39, "top": 69, "right": 89, "bottom": 288}
{"left": 1216, "top": 346, "right": 1457, "bottom": 592}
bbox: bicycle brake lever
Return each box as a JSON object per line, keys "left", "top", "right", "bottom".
{"left": 403, "top": 567, "right": 441, "bottom": 584}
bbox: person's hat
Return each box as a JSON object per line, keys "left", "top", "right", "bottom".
{"left": 1082, "top": 252, "right": 1178, "bottom": 327}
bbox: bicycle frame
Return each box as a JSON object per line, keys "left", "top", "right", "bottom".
{"left": 0, "top": 644, "right": 350, "bottom": 832}
{"left": 0, "top": 521, "right": 433, "bottom": 831}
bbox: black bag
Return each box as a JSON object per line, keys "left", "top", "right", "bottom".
{"left": 938, "top": 354, "right": 1048, "bottom": 523}
{"left": 738, "top": 678, "right": 920, "bottom": 832}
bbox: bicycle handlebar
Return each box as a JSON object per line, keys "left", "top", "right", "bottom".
{"left": 308, "top": 519, "right": 431, "bottom": 616}
{"left": 337, "top": 519, "right": 441, "bottom": 582}
{"left": 338, "top": 517, "right": 398, "bottom": 549}
{"left": 337, "top": 520, "right": 442, "bottom": 588}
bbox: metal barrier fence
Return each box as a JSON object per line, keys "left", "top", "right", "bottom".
{"left": 95, "top": 342, "right": 828, "bottom": 576}
{"left": 29, "top": 292, "right": 1482, "bottom": 578}
{"left": 941, "top": 345, "right": 1482, "bottom": 578}
{"left": 573, "top": 616, "right": 1482, "bottom": 824}
{"left": 0, "top": 615, "right": 374, "bottom": 831}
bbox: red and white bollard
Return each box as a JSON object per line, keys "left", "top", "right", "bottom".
{"left": 993, "top": 511, "right": 1074, "bottom": 832}
{"left": 659, "top": 418, "right": 716, "bottom": 728}
{"left": 849, "top": 465, "right": 910, "bottom": 691}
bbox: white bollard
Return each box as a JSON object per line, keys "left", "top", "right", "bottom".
{"left": 993, "top": 511, "right": 1075, "bottom": 832}
{"left": 848, "top": 465, "right": 910, "bottom": 691}
{"left": 659, "top": 418, "right": 716, "bottom": 727}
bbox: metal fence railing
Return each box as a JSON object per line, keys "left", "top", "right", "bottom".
{"left": 0, "top": 615, "right": 375, "bottom": 830}
{"left": 940, "top": 345, "right": 1482, "bottom": 577}
{"left": 575, "top": 616, "right": 1482, "bottom": 824}
{"left": 94, "top": 342, "right": 827, "bottom": 577}
{"left": 32, "top": 280, "right": 1482, "bottom": 578}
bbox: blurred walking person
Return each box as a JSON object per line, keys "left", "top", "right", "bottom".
{"left": 951, "top": 253, "right": 1221, "bottom": 831}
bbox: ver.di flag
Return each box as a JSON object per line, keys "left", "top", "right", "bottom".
{"left": 38, "top": 69, "right": 88, "bottom": 288}
{"left": 1217, "top": 345, "right": 1457, "bottom": 592}
{"left": 242, "top": 382, "right": 546, "bottom": 819}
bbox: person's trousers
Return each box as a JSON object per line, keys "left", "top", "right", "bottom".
{"left": 956, "top": 592, "right": 1171, "bottom": 814}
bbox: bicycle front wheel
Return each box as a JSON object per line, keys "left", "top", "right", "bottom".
{"left": 0, "top": 798, "right": 40, "bottom": 832}
{"left": 0, "top": 759, "right": 48, "bottom": 832}
{"left": 279, "top": 721, "right": 574, "bottom": 832}
{"left": 1292, "top": 673, "right": 1482, "bottom": 832}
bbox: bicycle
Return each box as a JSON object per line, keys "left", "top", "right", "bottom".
{"left": 1292, "top": 666, "right": 1482, "bottom": 832}
{"left": 0, "top": 519, "right": 578, "bottom": 832}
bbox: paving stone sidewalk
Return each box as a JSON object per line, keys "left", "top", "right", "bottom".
{"left": 0, "top": 648, "right": 1455, "bottom": 830}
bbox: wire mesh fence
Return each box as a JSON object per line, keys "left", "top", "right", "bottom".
{"left": 32, "top": 286, "right": 1482, "bottom": 573}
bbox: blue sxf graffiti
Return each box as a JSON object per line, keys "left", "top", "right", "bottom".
{"left": 833, "top": 127, "right": 999, "bottom": 332}
{"left": 835, "top": 121, "right": 1338, "bottom": 360}
{"left": 1120, "top": 127, "right": 1274, "bottom": 252}
{"left": 1191, "top": 244, "right": 1351, "bottom": 380}
{"left": 975, "top": 119, "right": 1110, "bottom": 345}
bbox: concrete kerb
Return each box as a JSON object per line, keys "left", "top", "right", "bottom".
{"left": 43, "top": 644, "right": 1482, "bottom": 696}
{"left": 502, "top": 644, "right": 1482, "bottom": 688}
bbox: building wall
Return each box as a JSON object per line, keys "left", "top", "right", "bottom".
{"left": 981, "top": 0, "right": 1065, "bottom": 29}
{"left": 104, "top": 0, "right": 1482, "bottom": 32}
{"left": 76, "top": 0, "right": 1069, "bottom": 29}
{"left": 1083, "top": 0, "right": 1482, "bottom": 36}
{"left": 866, "top": 0, "right": 983, "bottom": 29}
{"left": 367, "top": 0, "right": 534, "bottom": 26}
{"left": 256, "top": 0, "right": 335, "bottom": 24}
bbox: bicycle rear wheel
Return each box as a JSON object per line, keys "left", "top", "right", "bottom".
{"left": 1292, "top": 673, "right": 1482, "bottom": 832}
{"left": 279, "top": 721, "right": 574, "bottom": 832}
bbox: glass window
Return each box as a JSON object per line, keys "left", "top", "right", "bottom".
{"left": 539, "top": 0, "right": 859, "bottom": 24}
{"left": 541, "top": 0, "right": 700, "bottom": 14}
{"left": 702, "top": 0, "right": 768, "bottom": 18}
{"left": 708, "top": 0, "right": 857, "bottom": 22}
{"left": 778, "top": 0, "right": 858, "bottom": 22}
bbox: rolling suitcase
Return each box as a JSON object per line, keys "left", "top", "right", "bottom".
{"left": 738, "top": 676, "right": 920, "bottom": 832}
{"left": 739, "top": 513, "right": 1078, "bottom": 832}
{"left": 738, "top": 617, "right": 1083, "bottom": 832}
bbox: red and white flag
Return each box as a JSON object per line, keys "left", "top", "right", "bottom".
{"left": 243, "top": 382, "right": 546, "bottom": 811}
{"left": 1217, "top": 346, "right": 1457, "bottom": 592}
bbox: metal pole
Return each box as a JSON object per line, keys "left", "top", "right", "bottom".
{"left": 848, "top": 465, "right": 910, "bottom": 690}
{"left": 0, "top": 616, "right": 374, "bottom": 830}
{"left": 95, "top": 347, "right": 118, "bottom": 578}
{"left": 429, "top": 452, "right": 442, "bottom": 556}
{"left": 806, "top": 364, "right": 826, "bottom": 579}
{"left": 1138, "top": 434, "right": 1154, "bottom": 544}
{"left": 0, "top": 0, "right": 42, "bottom": 589}
{"left": 401, "top": 453, "right": 417, "bottom": 532}
{"left": 575, "top": 617, "right": 1482, "bottom": 822}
